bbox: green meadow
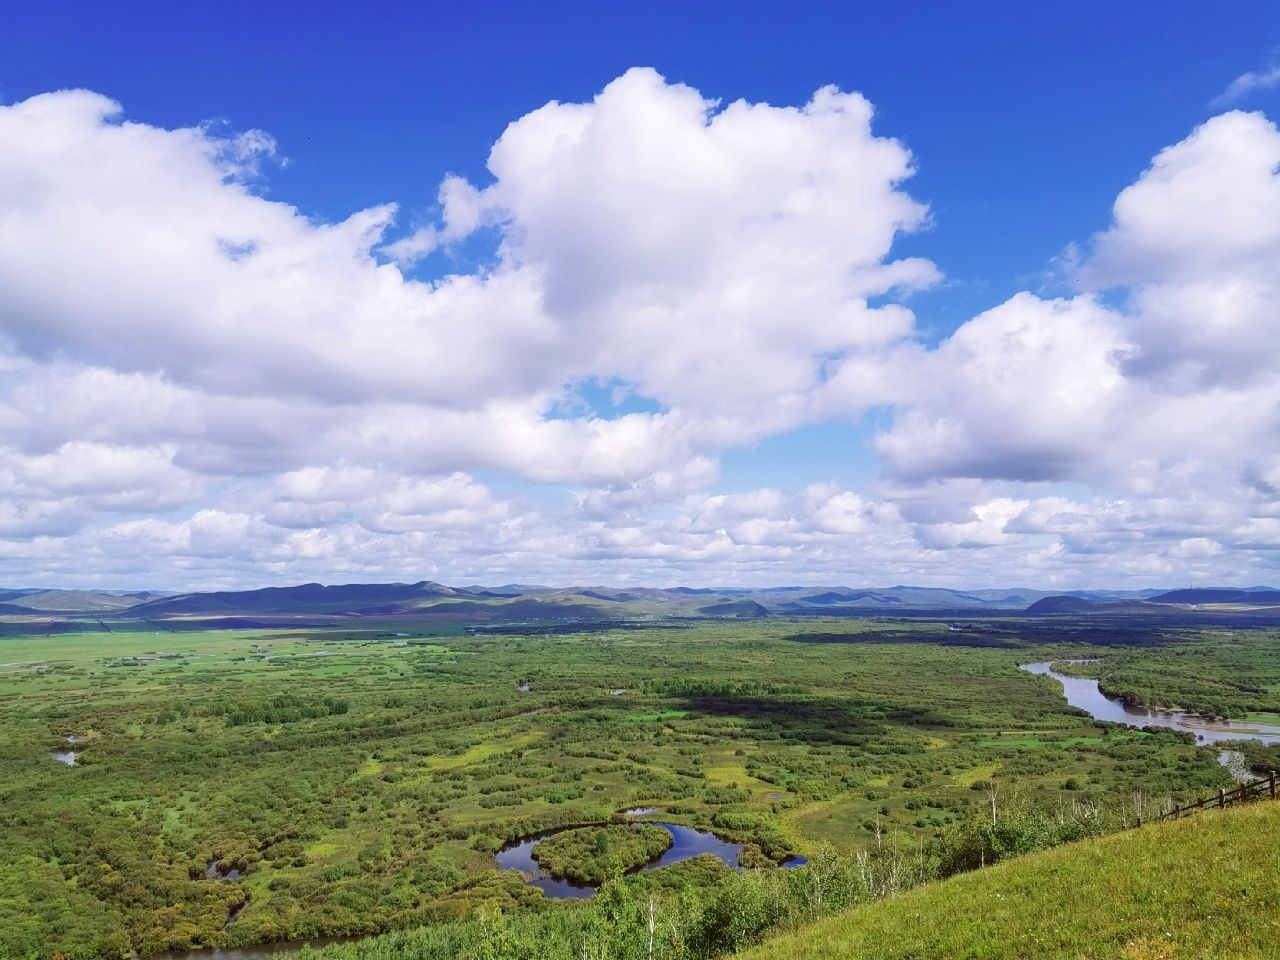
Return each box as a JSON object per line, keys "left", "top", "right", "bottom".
{"left": 0, "top": 618, "right": 1262, "bottom": 958}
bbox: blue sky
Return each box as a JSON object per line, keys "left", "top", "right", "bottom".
{"left": 7, "top": 1, "right": 1272, "bottom": 322}
{"left": 1, "top": 3, "right": 1279, "bottom": 588}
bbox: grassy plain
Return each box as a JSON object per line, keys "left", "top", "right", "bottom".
{"left": 0, "top": 618, "right": 1249, "bottom": 957}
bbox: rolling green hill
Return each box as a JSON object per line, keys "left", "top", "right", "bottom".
{"left": 739, "top": 803, "right": 1280, "bottom": 960}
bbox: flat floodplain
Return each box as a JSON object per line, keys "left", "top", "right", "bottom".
{"left": 0, "top": 618, "right": 1251, "bottom": 956}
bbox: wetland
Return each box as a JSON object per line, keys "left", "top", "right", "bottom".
{"left": 3, "top": 615, "right": 1277, "bottom": 958}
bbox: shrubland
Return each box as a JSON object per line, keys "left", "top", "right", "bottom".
{"left": 0, "top": 617, "right": 1257, "bottom": 957}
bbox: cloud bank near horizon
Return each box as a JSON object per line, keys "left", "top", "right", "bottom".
{"left": 2, "top": 69, "right": 1279, "bottom": 589}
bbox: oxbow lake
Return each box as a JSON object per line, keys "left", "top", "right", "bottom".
{"left": 151, "top": 821, "right": 806, "bottom": 959}
{"left": 495, "top": 821, "right": 805, "bottom": 899}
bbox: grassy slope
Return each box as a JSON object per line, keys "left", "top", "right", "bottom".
{"left": 740, "top": 803, "right": 1280, "bottom": 960}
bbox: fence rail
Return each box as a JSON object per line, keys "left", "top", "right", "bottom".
{"left": 1151, "top": 771, "right": 1278, "bottom": 823}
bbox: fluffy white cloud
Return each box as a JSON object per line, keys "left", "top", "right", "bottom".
{"left": 912, "top": 497, "right": 1029, "bottom": 550}
{"left": 0, "top": 88, "right": 554, "bottom": 408}
{"left": 0, "top": 70, "right": 949, "bottom": 585}
{"left": 2, "top": 76, "right": 1280, "bottom": 588}
{"left": 0, "top": 70, "right": 932, "bottom": 427}
{"left": 874, "top": 293, "right": 1130, "bottom": 483}
{"left": 869, "top": 112, "right": 1280, "bottom": 576}
{"left": 412, "top": 68, "right": 937, "bottom": 419}
{"left": 10, "top": 442, "right": 199, "bottom": 507}
{"left": 0, "top": 72, "right": 937, "bottom": 552}
{"left": 1087, "top": 111, "right": 1280, "bottom": 388}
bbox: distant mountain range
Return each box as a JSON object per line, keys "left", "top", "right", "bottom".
{"left": 1025, "top": 587, "right": 1280, "bottom": 616}
{"left": 0, "top": 588, "right": 168, "bottom": 613}
{"left": 1, "top": 581, "right": 1275, "bottom": 624}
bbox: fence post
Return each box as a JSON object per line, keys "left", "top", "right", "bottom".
{"left": 1218, "top": 789, "right": 1226, "bottom": 809}
{"left": 1271, "top": 773, "right": 1277, "bottom": 802}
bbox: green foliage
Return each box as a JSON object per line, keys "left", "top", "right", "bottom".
{"left": 739, "top": 803, "right": 1280, "bottom": 960}
{"left": 274, "top": 791, "right": 1239, "bottom": 960}
{"left": 211, "top": 693, "right": 350, "bottom": 726}
{"left": 1088, "top": 630, "right": 1280, "bottom": 718}
{"left": 0, "top": 619, "right": 1251, "bottom": 957}
{"left": 929, "top": 788, "right": 1129, "bottom": 875}
{"left": 1235, "top": 739, "right": 1280, "bottom": 774}
{"left": 531, "top": 825, "right": 671, "bottom": 884}
{"left": 281, "top": 833, "right": 935, "bottom": 960}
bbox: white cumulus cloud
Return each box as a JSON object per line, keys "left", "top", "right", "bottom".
{"left": 2, "top": 75, "right": 1280, "bottom": 588}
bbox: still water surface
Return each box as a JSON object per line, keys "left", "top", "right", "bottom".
{"left": 152, "top": 936, "right": 356, "bottom": 960}
{"left": 493, "top": 821, "right": 796, "bottom": 899}
{"left": 51, "top": 735, "right": 82, "bottom": 765}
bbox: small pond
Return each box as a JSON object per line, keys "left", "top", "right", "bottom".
{"left": 205, "top": 861, "right": 242, "bottom": 881}
{"left": 51, "top": 735, "right": 81, "bottom": 765}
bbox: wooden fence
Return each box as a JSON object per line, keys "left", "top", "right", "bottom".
{"left": 1151, "top": 771, "right": 1279, "bottom": 823}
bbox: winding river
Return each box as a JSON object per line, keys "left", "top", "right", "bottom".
{"left": 1019, "top": 660, "right": 1280, "bottom": 746}
{"left": 151, "top": 821, "right": 804, "bottom": 959}
{"left": 495, "top": 820, "right": 804, "bottom": 899}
